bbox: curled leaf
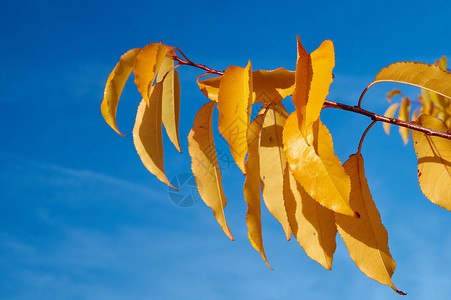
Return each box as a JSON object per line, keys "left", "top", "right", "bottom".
{"left": 285, "top": 168, "right": 337, "bottom": 270}
{"left": 217, "top": 61, "right": 253, "bottom": 173}
{"left": 367, "top": 62, "right": 451, "bottom": 99}
{"left": 292, "top": 36, "right": 335, "bottom": 139}
{"left": 101, "top": 48, "right": 141, "bottom": 136}
{"left": 134, "top": 43, "right": 171, "bottom": 105}
{"left": 283, "top": 112, "right": 356, "bottom": 217}
{"left": 197, "top": 74, "right": 221, "bottom": 101}
{"left": 386, "top": 89, "right": 401, "bottom": 103}
{"left": 244, "top": 111, "right": 270, "bottom": 267}
{"left": 133, "top": 90, "right": 174, "bottom": 188}
{"left": 383, "top": 103, "right": 399, "bottom": 135}
{"left": 336, "top": 153, "right": 404, "bottom": 295}
{"left": 188, "top": 102, "right": 234, "bottom": 240}
{"left": 412, "top": 115, "right": 451, "bottom": 210}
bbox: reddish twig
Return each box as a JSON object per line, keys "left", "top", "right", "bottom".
{"left": 170, "top": 50, "right": 451, "bottom": 141}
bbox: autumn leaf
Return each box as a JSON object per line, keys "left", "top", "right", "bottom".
{"left": 134, "top": 43, "right": 171, "bottom": 105}
{"left": 366, "top": 62, "right": 451, "bottom": 99}
{"left": 259, "top": 103, "right": 293, "bottom": 240}
{"left": 188, "top": 101, "right": 234, "bottom": 240}
{"left": 398, "top": 97, "right": 411, "bottom": 144}
{"left": 386, "top": 89, "right": 401, "bottom": 103}
{"left": 217, "top": 61, "right": 253, "bottom": 173}
{"left": 197, "top": 68, "right": 295, "bottom": 103}
{"left": 285, "top": 168, "right": 337, "bottom": 270}
{"left": 292, "top": 35, "right": 335, "bottom": 139}
{"left": 336, "top": 153, "right": 405, "bottom": 295}
{"left": 157, "top": 50, "right": 182, "bottom": 152}
{"left": 383, "top": 103, "right": 399, "bottom": 135}
{"left": 101, "top": 48, "right": 141, "bottom": 136}
{"left": 412, "top": 114, "right": 451, "bottom": 210}
{"left": 243, "top": 110, "right": 270, "bottom": 267}
{"left": 283, "top": 112, "right": 356, "bottom": 217}
{"left": 133, "top": 90, "right": 174, "bottom": 189}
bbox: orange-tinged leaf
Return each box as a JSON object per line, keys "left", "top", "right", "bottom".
{"left": 386, "top": 89, "right": 401, "bottom": 103}
{"left": 217, "top": 61, "right": 253, "bottom": 173}
{"left": 368, "top": 62, "right": 451, "bottom": 99}
{"left": 259, "top": 103, "right": 292, "bottom": 240}
{"left": 197, "top": 68, "right": 295, "bottom": 103}
{"left": 336, "top": 153, "right": 404, "bottom": 295}
{"left": 188, "top": 101, "right": 234, "bottom": 240}
{"left": 412, "top": 115, "right": 451, "bottom": 210}
{"left": 133, "top": 91, "right": 174, "bottom": 188}
{"left": 157, "top": 50, "right": 181, "bottom": 152}
{"left": 244, "top": 111, "right": 270, "bottom": 267}
{"left": 197, "top": 74, "right": 221, "bottom": 101}
{"left": 101, "top": 48, "right": 141, "bottom": 136}
{"left": 383, "top": 103, "right": 399, "bottom": 135}
{"left": 283, "top": 112, "right": 356, "bottom": 217}
{"left": 398, "top": 97, "right": 411, "bottom": 144}
{"left": 285, "top": 168, "right": 337, "bottom": 270}
{"left": 292, "top": 36, "right": 335, "bottom": 138}
{"left": 252, "top": 68, "right": 295, "bottom": 103}
{"left": 134, "top": 43, "right": 170, "bottom": 105}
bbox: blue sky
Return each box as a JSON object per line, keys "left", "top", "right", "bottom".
{"left": 1, "top": 0, "right": 451, "bottom": 299}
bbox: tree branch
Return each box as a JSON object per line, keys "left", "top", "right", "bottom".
{"left": 170, "top": 51, "right": 451, "bottom": 141}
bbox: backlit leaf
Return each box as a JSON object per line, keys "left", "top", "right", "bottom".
{"left": 133, "top": 90, "right": 174, "bottom": 188}
{"left": 217, "top": 61, "right": 253, "bottom": 173}
{"left": 336, "top": 153, "right": 404, "bottom": 295}
{"left": 412, "top": 115, "right": 451, "bottom": 210}
{"left": 283, "top": 112, "right": 357, "bottom": 217}
{"left": 369, "top": 62, "right": 451, "bottom": 99}
{"left": 243, "top": 110, "right": 270, "bottom": 267}
{"left": 259, "top": 103, "right": 292, "bottom": 240}
{"left": 436, "top": 56, "right": 447, "bottom": 71}
{"left": 134, "top": 43, "right": 170, "bottom": 105}
{"left": 197, "top": 68, "right": 295, "bottom": 103}
{"left": 292, "top": 36, "right": 335, "bottom": 138}
{"left": 285, "top": 168, "right": 337, "bottom": 270}
{"left": 383, "top": 103, "right": 399, "bottom": 135}
{"left": 398, "top": 97, "right": 411, "bottom": 144}
{"left": 101, "top": 48, "right": 141, "bottom": 136}
{"left": 188, "top": 101, "right": 234, "bottom": 240}
{"left": 157, "top": 50, "right": 181, "bottom": 152}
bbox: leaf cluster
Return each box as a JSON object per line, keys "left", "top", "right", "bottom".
{"left": 100, "top": 37, "right": 451, "bottom": 295}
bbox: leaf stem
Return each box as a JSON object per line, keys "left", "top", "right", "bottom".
{"left": 357, "top": 121, "right": 377, "bottom": 153}
{"left": 169, "top": 49, "right": 451, "bottom": 141}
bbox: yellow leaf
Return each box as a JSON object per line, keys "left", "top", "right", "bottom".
{"left": 386, "top": 89, "right": 401, "bottom": 103}
{"left": 252, "top": 68, "right": 295, "bottom": 103}
{"left": 243, "top": 110, "right": 270, "bottom": 267}
{"left": 336, "top": 153, "right": 405, "bottom": 295}
{"left": 217, "top": 61, "right": 253, "bottom": 173}
{"left": 412, "top": 115, "right": 451, "bottom": 211}
{"left": 411, "top": 109, "right": 419, "bottom": 122}
{"left": 383, "top": 103, "right": 399, "bottom": 135}
{"left": 188, "top": 101, "right": 234, "bottom": 240}
{"left": 283, "top": 112, "right": 356, "bottom": 217}
{"left": 368, "top": 62, "right": 451, "bottom": 99}
{"left": 259, "top": 103, "right": 293, "bottom": 240}
{"left": 133, "top": 90, "right": 174, "bottom": 188}
{"left": 157, "top": 50, "right": 181, "bottom": 152}
{"left": 101, "top": 48, "right": 141, "bottom": 136}
{"left": 197, "top": 68, "right": 295, "bottom": 103}
{"left": 134, "top": 43, "right": 170, "bottom": 105}
{"left": 197, "top": 74, "right": 221, "bottom": 101}
{"left": 292, "top": 36, "right": 335, "bottom": 139}
{"left": 398, "top": 97, "right": 411, "bottom": 145}
{"left": 285, "top": 168, "right": 337, "bottom": 270}
{"left": 436, "top": 56, "right": 447, "bottom": 71}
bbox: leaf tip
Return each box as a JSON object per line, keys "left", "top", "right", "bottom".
{"left": 395, "top": 290, "right": 407, "bottom": 296}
